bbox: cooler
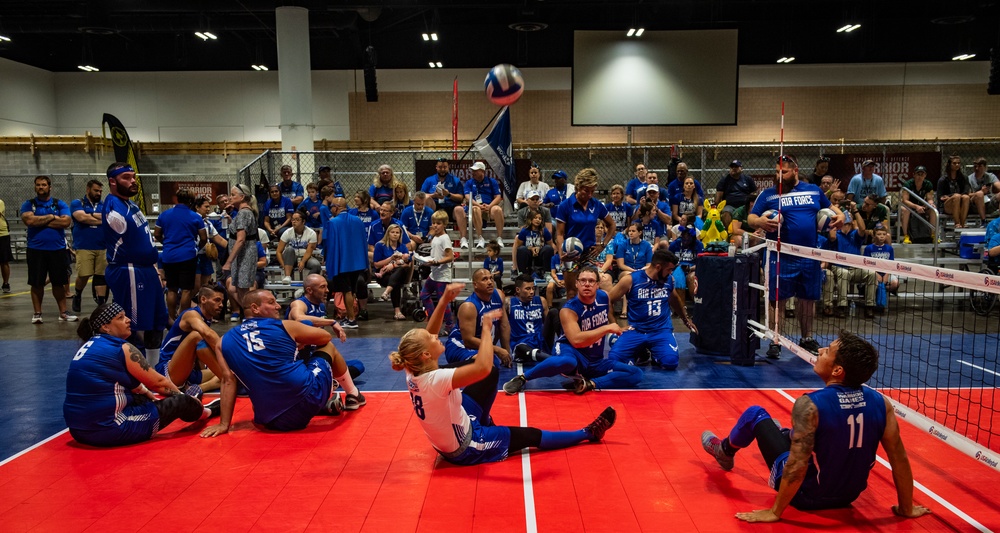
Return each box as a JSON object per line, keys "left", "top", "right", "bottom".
{"left": 959, "top": 231, "right": 985, "bottom": 259}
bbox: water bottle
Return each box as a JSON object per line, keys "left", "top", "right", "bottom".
{"left": 334, "top": 181, "right": 345, "bottom": 198}
{"left": 849, "top": 301, "right": 856, "bottom": 317}
{"left": 728, "top": 242, "right": 736, "bottom": 257}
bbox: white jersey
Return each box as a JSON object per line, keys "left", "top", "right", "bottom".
{"left": 406, "top": 367, "right": 471, "bottom": 454}
{"left": 429, "top": 232, "right": 452, "bottom": 282}
{"left": 279, "top": 226, "right": 317, "bottom": 258}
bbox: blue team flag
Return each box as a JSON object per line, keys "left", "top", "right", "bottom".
{"left": 474, "top": 106, "right": 515, "bottom": 209}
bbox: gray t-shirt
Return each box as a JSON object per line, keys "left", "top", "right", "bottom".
{"left": 516, "top": 205, "right": 552, "bottom": 227}
{"left": 970, "top": 172, "right": 999, "bottom": 191}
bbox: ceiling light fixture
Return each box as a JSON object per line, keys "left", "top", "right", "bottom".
{"left": 952, "top": 53, "right": 976, "bottom": 61}
{"left": 77, "top": 65, "right": 99, "bottom": 72}
{"left": 836, "top": 24, "right": 861, "bottom": 33}
{"left": 195, "top": 31, "right": 217, "bottom": 41}
{"left": 627, "top": 28, "right": 636, "bottom": 37}
{"left": 429, "top": 61, "right": 443, "bottom": 68}
{"left": 251, "top": 64, "right": 268, "bottom": 71}
{"left": 777, "top": 57, "right": 795, "bottom": 63}
{"left": 0, "top": 35, "right": 10, "bottom": 42}
{"left": 635, "top": 28, "right": 645, "bottom": 37}
{"left": 421, "top": 32, "right": 439, "bottom": 42}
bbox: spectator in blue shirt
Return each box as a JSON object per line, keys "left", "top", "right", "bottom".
{"left": 70, "top": 179, "right": 108, "bottom": 314}
{"left": 554, "top": 168, "right": 615, "bottom": 300}
{"left": 625, "top": 163, "right": 647, "bottom": 204}
{"left": 847, "top": 160, "right": 887, "bottom": 204}
{"left": 401, "top": 191, "right": 432, "bottom": 246}
{"left": 154, "top": 188, "right": 208, "bottom": 323}
{"left": 368, "top": 201, "right": 411, "bottom": 258}
{"left": 21, "top": 175, "right": 74, "bottom": 323}
{"left": 369, "top": 165, "right": 398, "bottom": 207}
{"left": 827, "top": 212, "right": 876, "bottom": 318}
{"left": 465, "top": 161, "right": 506, "bottom": 249}
{"left": 277, "top": 165, "right": 305, "bottom": 207}
{"left": 605, "top": 184, "right": 634, "bottom": 232}
{"left": 666, "top": 163, "right": 704, "bottom": 209}
{"left": 544, "top": 170, "right": 575, "bottom": 209}
{"left": 298, "top": 182, "right": 325, "bottom": 237}
{"left": 392, "top": 182, "right": 412, "bottom": 219}
{"left": 263, "top": 185, "right": 295, "bottom": 240}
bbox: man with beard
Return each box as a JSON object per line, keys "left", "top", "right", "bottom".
{"left": 70, "top": 179, "right": 108, "bottom": 313}
{"left": 445, "top": 268, "right": 512, "bottom": 367}
{"left": 102, "top": 162, "right": 169, "bottom": 364}
{"left": 750, "top": 155, "right": 844, "bottom": 359}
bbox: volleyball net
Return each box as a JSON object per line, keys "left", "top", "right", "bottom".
{"left": 750, "top": 240, "right": 1000, "bottom": 472}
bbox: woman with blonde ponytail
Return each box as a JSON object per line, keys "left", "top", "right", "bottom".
{"left": 389, "top": 283, "right": 617, "bottom": 465}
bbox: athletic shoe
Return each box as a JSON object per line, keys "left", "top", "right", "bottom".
{"left": 460, "top": 237, "right": 469, "bottom": 249}
{"left": 634, "top": 348, "right": 652, "bottom": 366}
{"left": 574, "top": 378, "right": 597, "bottom": 395}
{"left": 701, "top": 431, "right": 735, "bottom": 471}
{"left": 59, "top": 312, "right": 78, "bottom": 322}
{"left": 358, "top": 309, "right": 369, "bottom": 321}
{"left": 1, "top": 283, "right": 10, "bottom": 293}
{"left": 799, "top": 337, "right": 821, "bottom": 355}
{"left": 475, "top": 237, "right": 486, "bottom": 250}
{"left": 835, "top": 306, "right": 848, "bottom": 318}
{"left": 513, "top": 343, "right": 532, "bottom": 363}
{"left": 230, "top": 313, "right": 240, "bottom": 323}
{"left": 496, "top": 237, "right": 505, "bottom": 248}
{"left": 766, "top": 342, "right": 780, "bottom": 359}
{"left": 184, "top": 383, "right": 204, "bottom": 399}
{"left": 902, "top": 235, "right": 912, "bottom": 244}
{"left": 281, "top": 276, "right": 292, "bottom": 284}
{"left": 71, "top": 293, "right": 82, "bottom": 313}
{"left": 324, "top": 393, "right": 344, "bottom": 416}
{"left": 31, "top": 313, "right": 43, "bottom": 324}
{"left": 503, "top": 375, "right": 527, "bottom": 395}
{"left": 864, "top": 306, "right": 875, "bottom": 319}
{"left": 344, "top": 392, "right": 366, "bottom": 410}
{"left": 340, "top": 319, "right": 359, "bottom": 329}
{"left": 585, "top": 406, "right": 617, "bottom": 442}
{"left": 205, "top": 398, "right": 222, "bottom": 419}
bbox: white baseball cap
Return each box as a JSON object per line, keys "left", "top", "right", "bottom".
{"left": 527, "top": 189, "right": 542, "bottom": 199}
{"left": 469, "top": 161, "right": 487, "bottom": 171}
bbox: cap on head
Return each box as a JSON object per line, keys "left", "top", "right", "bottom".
{"left": 469, "top": 161, "right": 487, "bottom": 171}
{"left": 646, "top": 184, "right": 659, "bottom": 193}
{"left": 526, "top": 189, "right": 541, "bottom": 199}
{"left": 552, "top": 170, "right": 568, "bottom": 180}
{"left": 318, "top": 165, "right": 331, "bottom": 172}
{"left": 914, "top": 165, "right": 927, "bottom": 174}
{"left": 729, "top": 160, "right": 742, "bottom": 168}
{"left": 862, "top": 159, "right": 876, "bottom": 167}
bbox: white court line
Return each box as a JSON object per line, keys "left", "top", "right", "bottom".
{"left": 774, "top": 389, "right": 991, "bottom": 533}
{"left": 516, "top": 363, "right": 538, "bottom": 533}
{"left": 958, "top": 360, "right": 1000, "bottom": 378}
{"left": 0, "top": 428, "right": 69, "bottom": 467}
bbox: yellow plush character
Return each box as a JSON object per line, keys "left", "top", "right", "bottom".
{"left": 700, "top": 199, "right": 729, "bottom": 244}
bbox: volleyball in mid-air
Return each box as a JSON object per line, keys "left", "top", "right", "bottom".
{"left": 817, "top": 208, "right": 837, "bottom": 233}
{"left": 484, "top": 64, "right": 524, "bottom": 106}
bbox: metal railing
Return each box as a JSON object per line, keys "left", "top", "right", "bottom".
{"left": 898, "top": 186, "right": 942, "bottom": 265}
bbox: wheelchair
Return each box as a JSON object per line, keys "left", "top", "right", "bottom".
{"left": 970, "top": 255, "right": 999, "bottom": 316}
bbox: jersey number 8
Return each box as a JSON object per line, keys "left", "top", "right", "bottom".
{"left": 409, "top": 392, "right": 425, "bottom": 420}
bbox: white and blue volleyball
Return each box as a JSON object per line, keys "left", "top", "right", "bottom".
{"left": 484, "top": 64, "right": 524, "bottom": 106}
{"left": 817, "top": 208, "right": 836, "bottom": 233}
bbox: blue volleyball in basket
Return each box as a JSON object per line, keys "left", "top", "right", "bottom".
{"left": 484, "top": 64, "right": 524, "bottom": 106}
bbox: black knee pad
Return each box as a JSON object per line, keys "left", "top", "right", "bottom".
{"left": 310, "top": 346, "right": 335, "bottom": 369}
{"left": 157, "top": 393, "right": 205, "bottom": 425}
{"left": 92, "top": 275, "right": 106, "bottom": 287}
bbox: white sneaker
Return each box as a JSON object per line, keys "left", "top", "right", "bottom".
{"left": 281, "top": 276, "right": 292, "bottom": 284}
{"left": 496, "top": 237, "right": 505, "bottom": 248}
{"left": 31, "top": 313, "right": 43, "bottom": 324}
{"left": 476, "top": 237, "right": 486, "bottom": 250}
{"left": 460, "top": 237, "right": 469, "bottom": 249}
{"left": 59, "top": 312, "right": 79, "bottom": 322}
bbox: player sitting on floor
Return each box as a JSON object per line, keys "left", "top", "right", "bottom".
{"left": 444, "top": 268, "right": 512, "bottom": 367}
{"left": 701, "top": 332, "right": 930, "bottom": 523}
{"left": 390, "top": 282, "right": 617, "bottom": 465}
{"left": 506, "top": 273, "right": 551, "bottom": 361}
{"left": 220, "top": 290, "right": 365, "bottom": 431}
{"left": 505, "top": 266, "right": 642, "bottom": 395}
{"left": 64, "top": 303, "right": 220, "bottom": 447}
{"left": 285, "top": 274, "right": 365, "bottom": 380}
{"left": 154, "top": 285, "right": 237, "bottom": 434}
{"left": 606, "top": 249, "right": 697, "bottom": 369}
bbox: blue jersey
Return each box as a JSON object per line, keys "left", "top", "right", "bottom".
{"left": 516, "top": 227, "right": 551, "bottom": 248}
{"left": 155, "top": 204, "right": 204, "bottom": 263}
{"left": 666, "top": 178, "right": 704, "bottom": 204}
{"left": 795, "top": 385, "right": 887, "bottom": 509}
{"left": 625, "top": 269, "right": 674, "bottom": 333}
{"left": 555, "top": 290, "right": 612, "bottom": 363}
{"left": 555, "top": 195, "right": 610, "bottom": 250}
{"left": 863, "top": 243, "right": 894, "bottom": 261}
{"left": 369, "top": 183, "right": 395, "bottom": 205}
{"left": 545, "top": 185, "right": 571, "bottom": 206}
{"left": 616, "top": 240, "right": 653, "bottom": 270}
{"left": 348, "top": 207, "right": 375, "bottom": 226}
{"left": 834, "top": 229, "right": 864, "bottom": 256}
{"left": 508, "top": 295, "right": 545, "bottom": 347}
{"left": 299, "top": 197, "right": 324, "bottom": 228}
{"left": 668, "top": 237, "right": 703, "bottom": 266}
{"left": 451, "top": 289, "right": 504, "bottom": 346}
{"left": 847, "top": 174, "right": 886, "bottom": 200}
{"left": 604, "top": 202, "right": 633, "bottom": 231}
{"left": 263, "top": 196, "right": 294, "bottom": 225}
{"left": 64, "top": 334, "right": 148, "bottom": 433}
{"left": 549, "top": 254, "right": 565, "bottom": 280}
{"left": 484, "top": 256, "right": 503, "bottom": 275}
{"left": 70, "top": 197, "right": 106, "bottom": 250}
{"left": 624, "top": 178, "right": 644, "bottom": 201}
{"left": 400, "top": 206, "right": 432, "bottom": 240}
{"left": 22, "top": 196, "right": 70, "bottom": 251}
{"left": 284, "top": 295, "right": 325, "bottom": 319}
{"left": 392, "top": 199, "right": 411, "bottom": 219}
{"left": 221, "top": 318, "right": 313, "bottom": 425}
{"left": 158, "top": 307, "right": 207, "bottom": 384}
{"left": 640, "top": 218, "right": 666, "bottom": 245}
{"left": 278, "top": 180, "right": 305, "bottom": 201}
{"left": 373, "top": 241, "right": 409, "bottom": 264}
{"left": 324, "top": 212, "right": 368, "bottom": 276}
{"left": 103, "top": 194, "right": 158, "bottom": 266}
{"left": 367, "top": 218, "right": 411, "bottom": 247}
{"left": 752, "top": 181, "right": 831, "bottom": 247}
{"left": 421, "top": 173, "right": 463, "bottom": 208}
{"left": 465, "top": 177, "right": 502, "bottom": 205}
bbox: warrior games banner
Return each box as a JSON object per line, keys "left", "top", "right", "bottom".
{"left": 413, "top": 159, "right": 534, "bottom": 196}
{"left": 102, "top": 113, "right": 146, "bottom": 212}
{"left": 827, "top": 152, "right": 942, "bottom": 192}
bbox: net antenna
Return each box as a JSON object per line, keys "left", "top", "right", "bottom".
{"left": 773, "top": 103, "right": 785, "bottom": 345}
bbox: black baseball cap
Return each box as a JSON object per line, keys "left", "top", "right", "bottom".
{"left": 318, "top": 165, "right": 331, "bottom": 172}
{"left": 914, "top": 165, "right": 927, "bottom": 174}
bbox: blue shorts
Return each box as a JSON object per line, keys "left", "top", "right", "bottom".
{"left": 609, "top": 329, "right": 679, "bottom": 369}
{"left": 673, "top": 266, "right": 688, "bottom": 290}
{"left": 439, "top": 395, "right": 511, "bottom": 466}
{"left": 196, "top": 255, "right": 215, "bottom": 276}
{"left": 68, "top": 401, "right": 160, "bottom": 447}
{"left": 106, "top": 264, "right": 169, "bottom": 332}
{"left": 767, "top": 253, "right": 821, "bottom": 302}
{"left": 263, "top": 357, "right": 334, "bottom": 431}
{"left": 444, "top": 335, "right": 478, "bottom": 364}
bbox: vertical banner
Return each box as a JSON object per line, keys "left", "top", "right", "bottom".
{"left": 102, "top": 113, "right": 145, "bottom": 213}
{"left": 452, "top": 78, "right": 459, "bottom": 159}
{"left": 473, "top": 106, "right": 515, "bottom": 210}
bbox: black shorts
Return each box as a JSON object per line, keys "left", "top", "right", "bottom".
{"left": 0, "top": 235, "right": 12, "bottom": 263}
{"left": 27, "top": 248, "right": 70, "bottom": 287}
{"left": 162, "top": 258, "right": 198, "bottom": 291}
{"left": 330, "top": 269, "right": 364, "bottom": 296}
